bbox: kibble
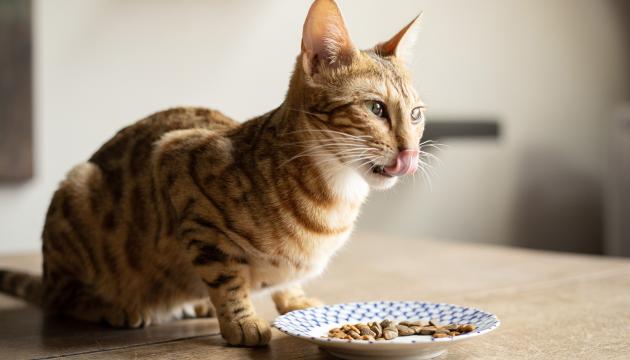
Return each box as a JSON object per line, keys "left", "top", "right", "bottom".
{"left": 382, "top": 323, "right": 399, "bottom": 340}
{"left": 396, "top": 324, "right": 415, "bottom": 336}
{"left": 419, "top": 326, "right": 437, "bottom": 335}
{"left": 326, "top": 319, "right": 477, "bottom": 341}
{"left": 356, "top": 324, "right": 376, "bottom": 337}
{"left": 444, "top": 324, "right": 459, "bottom": 331}
{"left": 380, "top": 319, "right": 394, "bottom": 328}
{"left": 368, "top": 321, "right": 382, "bottom": 338}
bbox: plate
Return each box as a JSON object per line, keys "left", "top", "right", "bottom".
{"left": 273, "top": 300, "right": 500, "bottom": 360}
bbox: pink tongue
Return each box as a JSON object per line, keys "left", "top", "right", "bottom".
{"left": 384, "top": 150, "right": 419, "bottom": 176}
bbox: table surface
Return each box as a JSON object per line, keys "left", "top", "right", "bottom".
{"left": 1, "top": 233, "right": 629, "bottom": 360}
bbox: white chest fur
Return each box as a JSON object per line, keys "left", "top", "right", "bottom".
{"left": 326, "top": 161, "right": 370, "bottom": 204}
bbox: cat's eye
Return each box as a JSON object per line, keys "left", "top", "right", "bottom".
{"left": 368, "top": 101, "right": 388, "bottom": 120}
{"left": 411, "top": 106, "right": 424, "bottom": 124}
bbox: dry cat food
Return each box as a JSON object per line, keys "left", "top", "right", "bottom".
{"left": 326, "top": 319, "right": 477, "bottom": 341}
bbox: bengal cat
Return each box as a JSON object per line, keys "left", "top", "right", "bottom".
{"left": 0, "top": 0, "right": 427, "bottom": 346}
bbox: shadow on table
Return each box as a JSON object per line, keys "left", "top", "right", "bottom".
{"left": 185, "top": 333, "right": 338, "bottom": 360}
{"left": 0, "top": 305, "right": 336, "bottom": 358}
{"left": 0, "top": 305, "right": 219, "bottom": 358}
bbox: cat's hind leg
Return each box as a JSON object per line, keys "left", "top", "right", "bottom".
{"left": 48, "top": 288, "right": 150, "bottom": 328}
{"left": 170, "top": 298, "right": 216, "bottom": 320}
{"left": 45, "top": 279, "right": 154, "bottom": 328}
{"left": 67, "top": 299, "right": 153, "bottom": 328}
{"left": 272, "top": 285, "right": 324, "bottom": 315}
{"left": 190, "top": 298, "right": 215, "bottom": 318}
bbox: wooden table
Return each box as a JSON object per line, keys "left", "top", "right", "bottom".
{"left": 1, "top": 234, "right": 629, "bottom": 359}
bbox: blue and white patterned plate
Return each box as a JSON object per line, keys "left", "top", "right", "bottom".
{"left": 273, "top": 301, "right": 500, "bottom": 360}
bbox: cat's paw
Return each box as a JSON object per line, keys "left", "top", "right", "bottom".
{"left": 193, "top": 299, "right": 215, "bottom": 318}
{"left": 220, "top": 315, "right": 272, "bottom": 346}
{"left": 126, "top": 310, "right": 152, "bottom": 328}
{"left": 276, "top": 297, "right": 324, "bottom": 315}
{"left": 179, "top": 299, "right": 215, "bottom": 319}
{"left": 101, "top": 308, "right": 152, "bottom": 328}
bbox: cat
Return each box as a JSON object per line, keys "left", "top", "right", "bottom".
{"left": 0, "top": 0, "right": 425, "bottom": 346}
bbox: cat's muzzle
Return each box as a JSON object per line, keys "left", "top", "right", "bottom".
{"left": 381, "top": 149, "right": 419, "bottom": 177}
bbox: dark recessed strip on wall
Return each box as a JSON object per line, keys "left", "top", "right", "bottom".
{"left": 0, "top": 0, "right": 33, "bottom": 182}
{"left": 423, "top": 119, "right": 500, "bottom": 141}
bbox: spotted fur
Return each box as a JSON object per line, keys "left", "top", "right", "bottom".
{"left": 0, "top": 0, "right": 425, "bottom": 346}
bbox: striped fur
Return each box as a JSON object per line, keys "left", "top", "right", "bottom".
{"left": 0, "top": 0, "right": 425, "bottom": 346}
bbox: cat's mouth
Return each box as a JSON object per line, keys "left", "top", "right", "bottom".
{"left": 368, "top": 150, "right": 419, "bottom": 178}
{"left": 359, "top": 161, "right": 400, "bottom": 190}
{"left": 370, "top": 163, "right": 393, "bottom": 178}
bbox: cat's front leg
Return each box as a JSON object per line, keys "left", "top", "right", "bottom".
{"left": 185, "top": 236, "right": 271, "bottom": 346}
{"left": 198, "top": 264, "right": 271, "bottom": 346}
{"left": 272, "top": 285, "right": 324, "bottom": 315}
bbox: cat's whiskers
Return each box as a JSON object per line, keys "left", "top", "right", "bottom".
{"left": 291, "top": 150, "right": 378, "bottom": 166}
{"left": 417, "top": 157, "right": 436, "bottom": 175}
{"left": 296, "top": 144, "right": 383, "bottom": 179}
{"left": 419, "top": 144, "right": 447, "bottom": 151}
{"left": 305, "top": 149, "right": 378, "bottom": 168}
{"left": 419, "top": 139, "right": 447, "bottom": 147}
{"left": 279, "top": 142, "right": 378, "bottom": 168}
{"left": 281, "top": 132, "right": 371, "bottom": 143}
{"left": 411, "top": 159, "right": 418, "bottom": 186}
{"left": 417, "top": 163, "right": 433, "bottom": 191}
{"left": 281, "top": 128, "right": 373, "bottom": 143}
{"left": 419, "top": 140, "right": 447, "bottom": 154}
{"left": 279, "top": 129, "right": 380, "bottom": 168}
{"left": 412, "top": 155, "right": 438, "bottom": 191}
{"left": 356, "top": 153, "right": 385, "bottom": 179}
{"left": 279, "top": 138, "right": 367, "bottom": 147}
{"left": 287, "top": 142, "right": 377, "bottom": 157}
{"left": 397, "top": 139, "right": 447, "bottom": 190}
{"left": 361, "top": 159, "right": 381, "bottom": 179}
{"left": 279, "top": 133, "right": 372, "bottom": 158}
{"left": 419, "top": 149, "right": 442, "bottom": 165}
{"left": 318, "top": 153, "right": 378, "bottom": 168}
{"left": 294, "top": 143, "right": 376, "bottom": 152}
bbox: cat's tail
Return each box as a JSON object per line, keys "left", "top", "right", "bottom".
{"left": 0, "top": 269, "right": 43, "bottom": 306}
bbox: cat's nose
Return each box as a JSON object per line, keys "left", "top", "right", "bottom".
{"left": 383, "top": 149, "right": 419, "bottom": 176}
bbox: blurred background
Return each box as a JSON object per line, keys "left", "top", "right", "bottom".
{"left": 0, "top": 0, "right": 628, "bottom": 256}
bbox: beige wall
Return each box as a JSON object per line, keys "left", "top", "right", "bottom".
{"left": 0, "top": 0, "right": 627, "bottom": 253}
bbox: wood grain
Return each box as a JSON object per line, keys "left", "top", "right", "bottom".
{"left": 1, "top": 233, "right": 629, "bottom": 359}
{"left": 0, "top": 0, "right": 33, "bottom": 181}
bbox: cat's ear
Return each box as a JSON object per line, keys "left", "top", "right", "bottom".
{"left": 375, "top": 13, "right": 422, "bottom": 64}
{"left": 301, "top": 0, "right": 358, "bottom": 77}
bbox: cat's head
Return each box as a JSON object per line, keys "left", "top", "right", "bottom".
{"left": 289, "top": 0, "right": 425, "bottom": 190}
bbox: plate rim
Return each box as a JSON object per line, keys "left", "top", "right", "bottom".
{"left": 273, "top": 300, "right": 501, "bottom": 346}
